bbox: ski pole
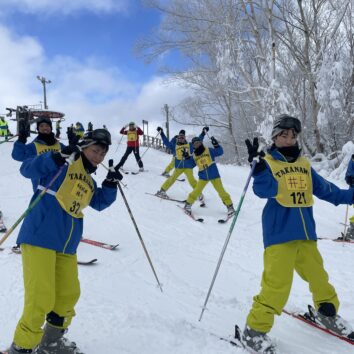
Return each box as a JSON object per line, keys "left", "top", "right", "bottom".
{"left": 101, "top": 163, "right": 163, "bottom": 292}
{"left": 342, "top": 204, "right": 350, "bottom": 240}
{"left": 115, "top": 134, "right": 124, "bottom": 154}
{"left": 0, "top": 161, "right": 68, "bottom": 247}
{"left": 198, "top": 160, "right": 256, "bottom": 321}
{"left": 0, "top": 134, "right": 18, "bottom": 145}
{"left": 136, "top": 131, "right": 161, "bottom": 165}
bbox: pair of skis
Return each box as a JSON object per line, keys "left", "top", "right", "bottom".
{"left": 146, "top": 192, "right": 234, "bottom": 224}
{"left": 121, "top": 168, "right": 148, "bottom": 175}
{"left": 213, "top": 305, "right": 354, "bottom": 353}
{"left": 0, "top": 238, "right": 119, "bottom": 266}
{"left": 318, "top": 236, "right": 354, "bottom": 244}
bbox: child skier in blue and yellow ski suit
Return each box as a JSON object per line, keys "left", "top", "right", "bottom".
{"left": 8, "top": 129, "right": 122, "bottom": 354}
{"left": 155, "top": 127, "right": 207, "bottom": 199}
{"left": 242, "top": 115, "right": 354, "bottom": 353}
{"left": 183, "top": 135, "right": 234, "bottom": 216}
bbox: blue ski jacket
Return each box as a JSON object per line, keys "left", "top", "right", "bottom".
{"left": 12, "top": 137, "right": 66, "bottom": 191}
{"left": 160, "top": 132, "right": 205, "bottom": 169}
{"left": 254, "top": 147, "right": 354, "bottom": 248}
{"left": 16, "top": 152, "right": 117, "bottom": 254}
{"left": 196, "top": 145, "right": 223, "bottom": 180}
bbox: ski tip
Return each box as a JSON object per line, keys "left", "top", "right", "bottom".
{"left": 197, "top": 218, "right": 204, "bottom": 223}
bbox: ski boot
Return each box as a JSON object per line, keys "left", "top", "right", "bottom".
{"left": 139, "top": 167, "right": 144, "bottom": 172}
{"left": 310, "top": 303, "right": 354, "bottom": 339}
{"left": 344, "top": 223, "right": 354, "bottom": 240}
{"left": 7, "top": 343, "right": 33, "bottom": 354}
{"left": 242, "top": 326, "right": 277, "bottom": 353}
{"left": 183, "top": 202, "right": 192, "bottom": 216}
{"left": 227, "top": 204, "right": 235, "bottom": 217}
{"left": 156, "top": 189, "right": 168, "bottom": 199}
{"left": 36, "top": 324, "right": 84, "bottom": 354}
{"left": 161, "top": 172, "right": 170, "bottom": 177}
{"left": 198, "top": 193, "right": 205, "bottom": 207}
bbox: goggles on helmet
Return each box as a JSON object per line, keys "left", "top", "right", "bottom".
{"left": 82, "top": 128, "right": 112, "bottom": 146}
{"left": 273, "top": 115, "right": 301, "bottom": 134}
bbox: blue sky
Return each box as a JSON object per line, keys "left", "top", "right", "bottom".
{"left": 0, "top": 0, "right": 188, "bottom": 136}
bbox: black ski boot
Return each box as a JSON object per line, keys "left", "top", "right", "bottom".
{"left": 242, "top": 326, "right": 277, "bottom": 353}
{"left": 311, "top": 303, "right": 354, "bottom": 338}
{"left": 36, "top": 324, "right": 84, "bottom": 354}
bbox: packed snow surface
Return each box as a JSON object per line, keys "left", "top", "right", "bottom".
{"left": 0, "top": 140, "right": 353, "bottom": 353}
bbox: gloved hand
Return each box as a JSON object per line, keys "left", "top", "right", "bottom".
{"left": 18, "top": 119, "right": 30, "bottom": 143}
{"left": 157, "top": 126, "right": 163, "bottom": 133}
{"left": 203, "top": 126, "right": 209, "bottom": 134}
{"left": 210, "top": 136, "right": 219, "bottom": 148}
{"left": 245, "top": 137, "right": 266, "bottom": 174}
{"left": 345, "top": 175, "right": 354, "bottom": 188}
{"left": 67, "top": 127, "right": 79, "bottom": 145}
{"left": 103, "top": 159, "right": 123, "bottom": 188}
{"left": 182, "top": 148, "right": 190, "bottom": 159}
{"left": 52, "top": 145, "right": 81, "bottom": 166}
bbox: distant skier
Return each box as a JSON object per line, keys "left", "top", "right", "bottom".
{"left": 0, "top": 116, "right": 9, "bottom": 139}
{"left": 344, "top": 157, "right": 354, "bottom": 240}
{"left": 74, "top": 122, "right": 85, "bottom": 139}
{"left": 6, "top": 129, "right": 122, "bottom": 354}
{"left": 55, "top": 119, "right": 61, "bottom": 139}
{"left": 87, "top": 121, "right": 93, "bottom": 132}
{"left": 183, "top": 135, "right": 234, "bottom": 217}
{"left": 0, "top": 210, "right": 6, "bottom": 232}
{"left": 242, "top": 114, "right": 354, "bottom": 353}
{"left": 155, "top": 127, "right": 207, "bottom": 200}
{"left": 115, "top": 121, "right": 144, "bottom": 172}
{"left": 12, "top": 116, "right": 65, "bottom": 190}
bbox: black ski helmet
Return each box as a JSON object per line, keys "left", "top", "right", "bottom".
{"left": 272, "top": 114, "right": 301, "bottom": 138}
{"left": 81, "top": 128, "right": 112, "bottom": 150}
{"left": 36, "top": 117, "right": 52, "bottom": 130}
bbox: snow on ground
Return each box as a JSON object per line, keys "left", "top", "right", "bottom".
{"left": 0, "top": 138, "right": 354, "bottom": 354}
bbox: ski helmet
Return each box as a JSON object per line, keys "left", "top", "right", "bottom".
{"left": 36, "top": 117, "right": 52, "bottom": 130}
{"left": 271, "top": 114, "right": 301, "bottom": 138}
{"left": 191, "top": 136, "right": 201, "bottom": 145}
{"left": 81, "top": 128, "right": 112, "bottom": 150}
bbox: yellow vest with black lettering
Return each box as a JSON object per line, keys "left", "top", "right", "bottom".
{"left": 264, "top": 154, "right": 314, "bottom": 207}
{"left": 127, "top": 130, "right": 137, "bottom": 142}
{"left": 55, "top": 157, "right": 95, "bottom": 218}
{"left": 34, "top": 141, "right": 61, "bottom": 156}
{"left": 193, "top": 147, "right": 214, "bottom": 171}
{"left": 175, "top": 143, "right": 190, "bottom": 160}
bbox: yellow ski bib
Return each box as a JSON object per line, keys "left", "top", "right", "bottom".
{"left": 175, "top": 143, "right": 190, "bottom": 160}
{"left": 194, "top": 147, "right": 214, "bottom": 171}
{"left": 264, "top": 154, "right": 313, "bottom": 207}
{"left": 127, "top": 130, "right": 137, "bottom": 142}
{"left": 55, "top": 157, "right": 94, "bottom": 218}
{"left": 34, "top": 141, "right": 61, "bottom": 155}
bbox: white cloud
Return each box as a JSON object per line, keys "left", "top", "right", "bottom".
{"left": 0, "top": 24, "right": 190, "bottom": 141}
{"left": 0, "top": 0, "right": 130, "bottom": 15}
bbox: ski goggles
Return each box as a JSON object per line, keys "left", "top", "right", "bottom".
{"left": 82, "top": 129, "right": 112, "bottom": 146}
{"left": 274, "top": 116, "right": 301, "bottom": 134}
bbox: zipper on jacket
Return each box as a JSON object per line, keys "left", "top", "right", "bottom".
{"left": 299, "top": 208, "right": 310, "bottom": 240}
{"left": 63, "top": 217, "right": 74, "bottom": 253}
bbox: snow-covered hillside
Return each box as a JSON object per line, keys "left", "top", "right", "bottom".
{"left": 0, "top": 138, "right": 353, "bottom": 354}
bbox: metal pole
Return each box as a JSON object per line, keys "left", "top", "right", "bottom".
{"left": 199, "top": 160, "right": 256, "bottom": 321}
{"left": 164, "top": 104, "right": 170, "bottom": 141}
{"left": 37, "top": 76, "right": 51, "bottom": 110}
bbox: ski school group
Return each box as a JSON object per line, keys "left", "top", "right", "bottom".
{"left": 1, "top": 113, "right": 354, "bottom": 354}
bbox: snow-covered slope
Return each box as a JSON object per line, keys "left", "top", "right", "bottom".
{"left": 0, "top": 139, "right": 353, "bottom": 354}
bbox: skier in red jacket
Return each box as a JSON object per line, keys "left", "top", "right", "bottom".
{"left": 115, "top": 121, "right": 144, "bottom": 172}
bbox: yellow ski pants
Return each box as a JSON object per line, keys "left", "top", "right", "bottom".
{"left": 14, "top": 244, "right": 81, "bottom": 349}
{"left": 186, "top": 178, "right": 232, "bottom": 206}
{"left": 163, "top": 157, "right": 175, "bottom": 174}
{"left": 161, "top": 168, "right": 197, "bottom": 191}
{"left": 246, "top": 240, "right": 339, "bottom": 333}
